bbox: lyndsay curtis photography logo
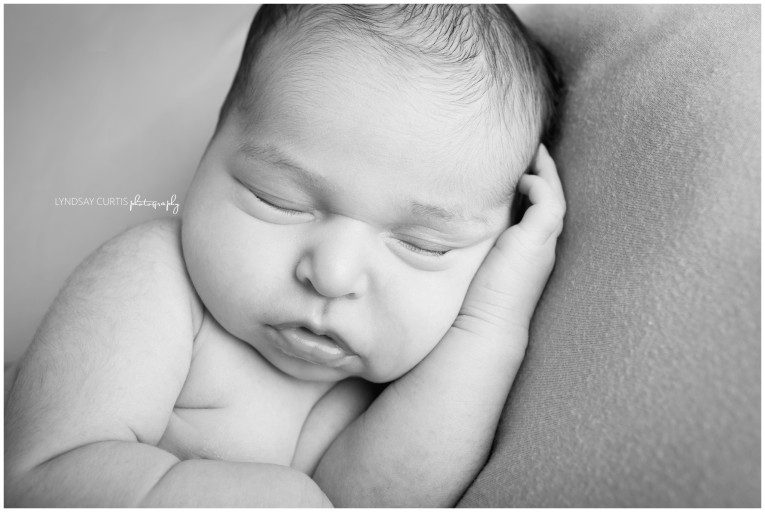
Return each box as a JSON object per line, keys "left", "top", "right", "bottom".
{"left": 53, "top": 194, "right": 180, "bottom": 215}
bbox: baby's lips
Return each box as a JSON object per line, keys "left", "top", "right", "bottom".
{"left": 275, "top": 321, "right": 356, "bottom": 355}
{"left": 269, "top": 323, "right": 363, "bottom": 368}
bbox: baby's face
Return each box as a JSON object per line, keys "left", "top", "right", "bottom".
{"left": 183, "top": 33, "right": 514, "bottom": 383}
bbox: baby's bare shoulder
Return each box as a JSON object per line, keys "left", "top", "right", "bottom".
{"left": 75, "top": 217, "right": 203, "bottom": 333}
{"left": 6, "top": 217, "right": 203, "bottom": 473}
{"left": 94, "top": 217, "right": 186, "bottom": 279}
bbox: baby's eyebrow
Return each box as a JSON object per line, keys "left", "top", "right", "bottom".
{"left": 238, "top": 142, "right": 335, "bottom": 195}
{"left": 410, "top": 202, "right": 489, "bottom": 226}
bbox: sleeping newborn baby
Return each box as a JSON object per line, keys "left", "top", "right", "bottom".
{"left": 5, "top": 5, "right": 564, "bottom": 507}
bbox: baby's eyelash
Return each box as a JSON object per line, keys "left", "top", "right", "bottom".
{"left": 399, "top": 240, "right": 450, "bottom": 257}
{"left": 252, "top": 192, "right": 304, "bottom": 215}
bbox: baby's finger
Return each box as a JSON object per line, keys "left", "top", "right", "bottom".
{"left": 533, "top": 145, "right": 565, "bottom": 208}
{"left": 514, "top": 174, "right": 565, "bottom": 245}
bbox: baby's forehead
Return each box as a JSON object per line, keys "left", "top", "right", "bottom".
{"left": 246, "top": 38, "right": 522, "bottom": 182}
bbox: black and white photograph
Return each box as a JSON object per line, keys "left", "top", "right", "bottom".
{"left": 4, "top": 4, "right": 760, "bottom": 507}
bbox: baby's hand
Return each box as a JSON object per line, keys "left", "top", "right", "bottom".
{"left": 453, "top": 145, "right": 565, "bottom": 354}
{"left": 316, "top": 147, "right": 563, "bottom": 507}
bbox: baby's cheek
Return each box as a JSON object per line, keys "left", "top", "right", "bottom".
{"left": 181, "top": 217, "right": 226, "bottom": 314}
{"left": 182, "top": 193, "right": 251, "bottom": 326}
{"left": 395, "top": 271, "right": 467, "bottom": 347}
{"left": 409, "top": 252, "right": 489, "bottom": 337}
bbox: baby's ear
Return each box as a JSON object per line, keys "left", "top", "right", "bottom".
{"left": 509, "top": 165, "right": 534, "bottom": 226}
{"left": 510, "top": 143, "right": 548, "bottom": 224}
{"left": 509, "top": 181, "right": 530, "bottom": 226}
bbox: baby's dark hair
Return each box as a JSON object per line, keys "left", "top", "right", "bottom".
{"left": 220, "top": 4, "right": 562, "bottom": 175}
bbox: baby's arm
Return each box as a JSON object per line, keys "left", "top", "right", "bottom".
{"left": 313, "top": 146, "right": 565, "bottom": 507}
{"left": 4, "top": 218, "right": 330, "bottom": 507}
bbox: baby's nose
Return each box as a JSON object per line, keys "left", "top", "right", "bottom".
{"left": 295, "top": 218, "right": 372, "bottom": 299}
